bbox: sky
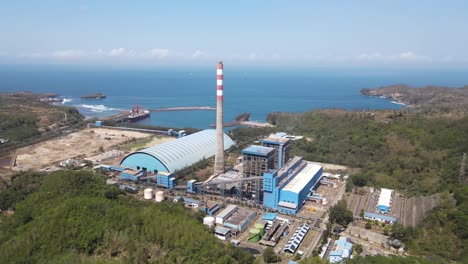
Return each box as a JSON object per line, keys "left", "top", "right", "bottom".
{"left": 1, "top": 0, "right": 467, "bottom": 67}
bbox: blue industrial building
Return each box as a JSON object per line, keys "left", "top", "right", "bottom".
{"left": 329, "top": 237, "right": 353, "bottom": 263}
{"left": 364, "top": 212, "right": 397, "bottom": 224}
{"left": 260, "top": 133, "right": 291, "bottom": 169}
{"left": 263, "top": 156, "right": 323, "bottom": 215}
{"left": 120, "top": 168, "right": 147, "bottom": 181}
{"left": 377, "top": 188, "right": 393, "bottom": 213}
{"left": 187, "top": 179, "right": 198, "bottom": 193}
{"left": 156, "top": 171, "right": 176, "bottom": 189}
{"left": 120, "top": 129, "right": 235, "bottom": 173}
{"left": 200, "top": 203, "right": 221, "bottom": 216}
{"left": 242, "top": 145, "right": 276, "bottom": 179}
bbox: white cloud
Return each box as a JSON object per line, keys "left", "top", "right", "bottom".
{"left": 191, "top": 50, "right": 205, "bottom": 59}
{"left": 399, "top": 51, "right": 432, "bottom": 61}
{"left": 147, "top": 48, "right": 169, "bottom": 59}
{"left": 357, "top": 51, "right": 432, "bottom": 62}
{"left": 248, "top": 52, "right": 257, "bottom": 61}
{"left": 108, "top": 48, "right": 136, "bottom": 57}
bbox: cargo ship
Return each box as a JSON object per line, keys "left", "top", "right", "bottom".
{"left": 80, "top": 93, "right": 106, "bottom": 99}
{"left": 128, "top": 105, "right": 150, "bottom": 122}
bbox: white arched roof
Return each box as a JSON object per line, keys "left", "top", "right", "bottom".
{"left": 121, "top": 129, "right": 235, "bottom": 173}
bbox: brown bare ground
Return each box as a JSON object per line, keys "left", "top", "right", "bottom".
{"left": 13, "top": 128, "right": 154, "bottom": 171}
{"left": 402, "top": 193, "right": 440, "bottom": 227}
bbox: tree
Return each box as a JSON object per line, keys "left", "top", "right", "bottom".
{"left": 352, "top": 173, "right": 368, "bottom": 187}
{"left": 365, "top": 222, "right": 372, "bottom": 230}
{"left": 262, "top": 247, "right": 281, "bottom": 263}
{"left": 329, "top": 200, "right": 353, "bottom": 226}
{"left": 354, "top": 243, "right": 363, "bottom": 255}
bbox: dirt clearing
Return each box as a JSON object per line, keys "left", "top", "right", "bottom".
{"left": 13, "top": 128, "right": 163, "bottom": 171}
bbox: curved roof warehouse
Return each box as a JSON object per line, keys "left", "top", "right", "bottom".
{"left": 120, "top": 129, "right": 235, "bottom": 173}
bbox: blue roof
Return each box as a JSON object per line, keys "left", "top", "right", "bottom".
{"left": 121, "top": 129, "right": 235, "bottom": 173}
{"left": 241, "top": 145, "right": 275, "bottom": 156}
{"left": 330, "top": 238, "right": 353, "bottom": 257}
{"left": 262, "top": 212, "right": 278, "bottom": 221}
{"left": 364, "top": 212, "right": 397, "bottom": 222}
{"left": 275, "top": 132, "right": 287, "bottom": 138}
{"left": 174, "top": 196, "right": 201, "bottom": 205}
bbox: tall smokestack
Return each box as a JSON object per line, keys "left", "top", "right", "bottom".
{"left": 214, "top": 61, "right": 225, "bottom": 175}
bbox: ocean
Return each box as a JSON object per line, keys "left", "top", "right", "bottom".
{"left": 1, "top": 65, "right": 467, "bottom": 129}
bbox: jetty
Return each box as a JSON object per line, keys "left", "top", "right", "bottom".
{"left": 209, "top": 121, "right": 274, "bottom": 128}
{"left": 149, "top": 106, "right": 215, "bottom": 112}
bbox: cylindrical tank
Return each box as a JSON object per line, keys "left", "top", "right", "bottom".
{"left": 203, "top": 216, "right": 215, "bottom": 227}
{"left": 144, "top": 188, "right": 153, "bottom": 200}
{"left": 155, "top": 191, "right": 164, "bottom": 202}
{"left": 254, "top": 223, "right": 265, "bottom": 237}
{"left": 248, "top": 228, "right": 261, "bottom": 243}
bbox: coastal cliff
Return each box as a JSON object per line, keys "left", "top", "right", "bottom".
{"left": 361, "top": 84, "right": 468, "bottom": 108}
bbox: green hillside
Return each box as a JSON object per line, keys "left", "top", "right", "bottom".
{"left": 0, "top": 171, "right": 254, "bottom": 264}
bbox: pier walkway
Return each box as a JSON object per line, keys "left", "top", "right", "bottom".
{"left": 150, "top": 106, "right": 215, "bottom": 112}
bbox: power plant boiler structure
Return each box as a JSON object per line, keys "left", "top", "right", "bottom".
{"left": 214, "top": 61, "right": 225, "bottom": 175}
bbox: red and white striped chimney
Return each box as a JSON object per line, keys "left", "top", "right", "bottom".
{"left": 214, "top": 61, "right": 225, "bottom": 175}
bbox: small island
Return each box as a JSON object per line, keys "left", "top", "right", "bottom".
{"left": 80, "top": 93, "right": 106, "bottom": 99}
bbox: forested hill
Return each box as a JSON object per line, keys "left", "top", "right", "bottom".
{"left": 0, "top": 171, "right": 254, "bottom": 264}
{"left": 0, "top": 92, "right": 84, "bottom": 145}
{"left": 360, "top": 84, "right": 468, "bottom": 111}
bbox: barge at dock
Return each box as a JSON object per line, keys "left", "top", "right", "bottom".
{"left": 128, "top": 105, "right": 150, "bottom": 122}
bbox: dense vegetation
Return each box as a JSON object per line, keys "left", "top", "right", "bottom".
{"left": 0, "top": 171, "right": 254, "bottom": 263}
{"left": 267, "top": 110, "right": 468, "bottom": 195}
{"left": 0, "top": 92, "right": 83, "bottom": 143}
{"left": 394, "top": 185, "right": 468, "bottom": 261}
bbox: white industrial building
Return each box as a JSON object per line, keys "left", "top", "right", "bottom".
{"left": 377, "top": 188, "right": 393, "bottom": 213}
{"left": 216, "top": 204, "right": 237, "bottom": 225}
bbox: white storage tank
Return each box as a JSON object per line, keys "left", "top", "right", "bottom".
{"left": 155, "top": 191, "right": 165, "bottom": 202}
{"left": 144, "top": 188, "right": 153, "bottom": 200}
{"left": 203, "top": 216, "right": 215, "bottom": 227}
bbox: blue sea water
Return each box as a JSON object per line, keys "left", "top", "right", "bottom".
{"left": 1, "top": 65, "right": 467, "bottom": 129}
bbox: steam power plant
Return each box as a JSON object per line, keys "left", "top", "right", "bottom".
{"left": 115, "top": 61, "right": 324, "bottom": 216}
{"left": 214, "top": 61, "right": 225, "bottom": 175}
